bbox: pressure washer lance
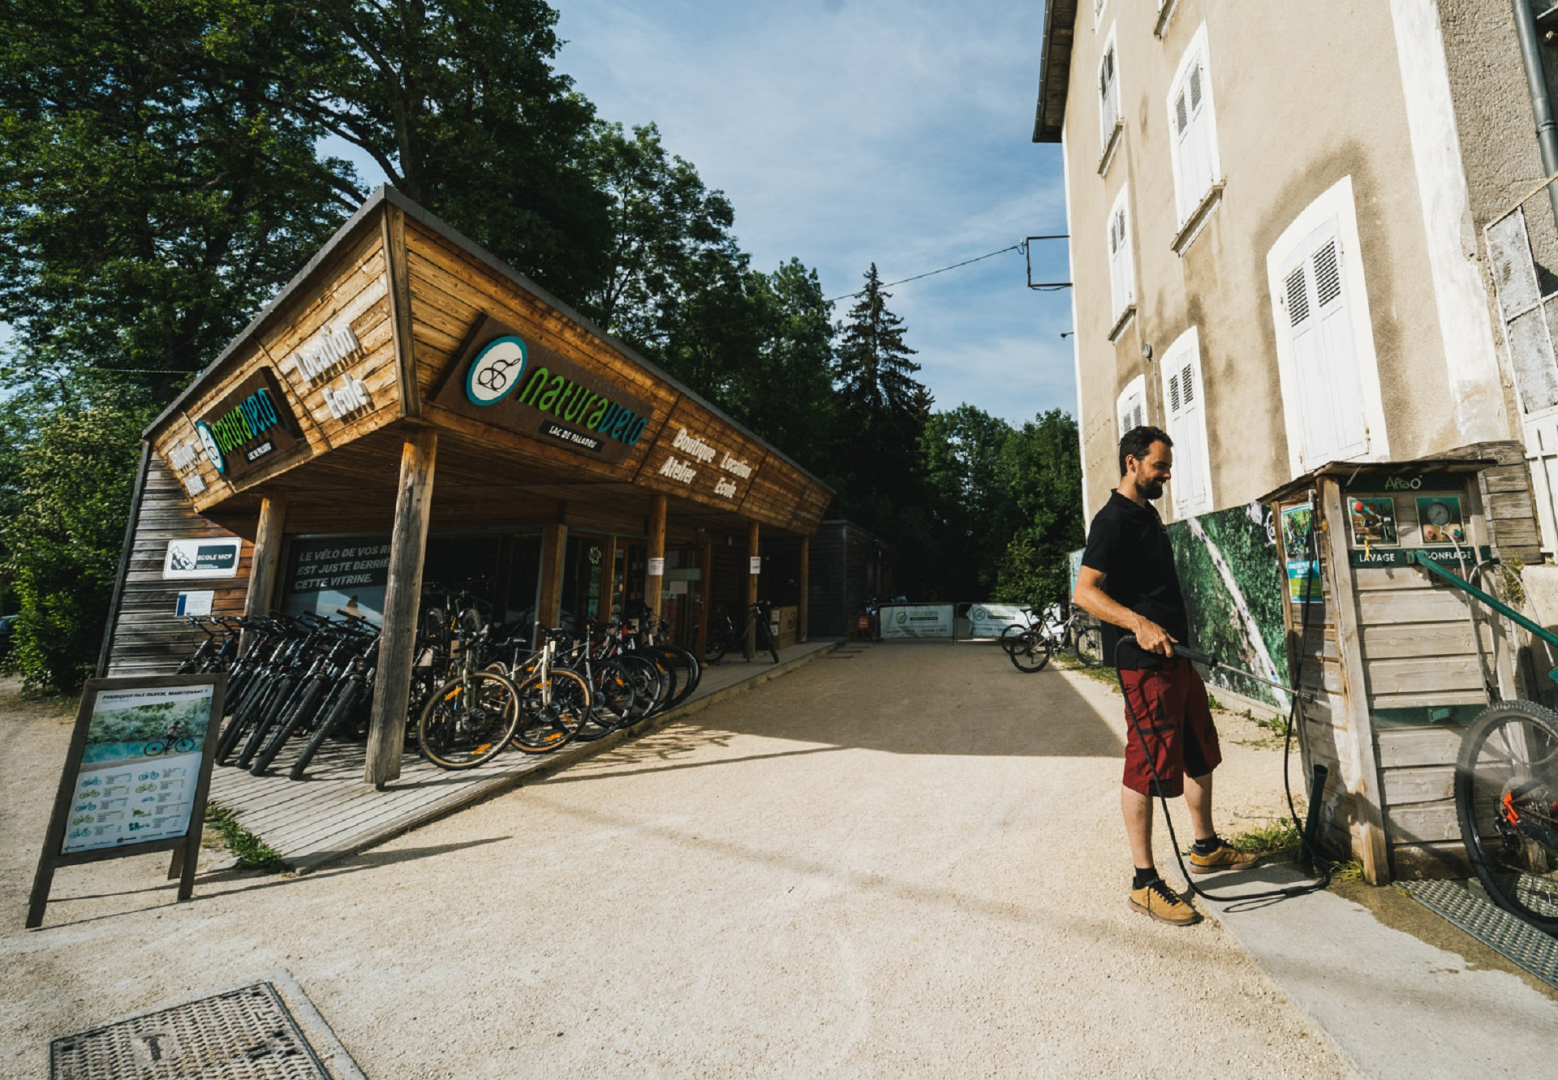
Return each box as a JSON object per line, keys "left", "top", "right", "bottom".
{"left": 1116, "top": 637, "right": 1332, "bottom": 901}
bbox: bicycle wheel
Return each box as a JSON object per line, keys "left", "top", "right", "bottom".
{"left": 1008, "top": 630, "right": 1052, "bottom": 673}
{"left": 417, "top": 670, "right": 520, "bottom": 769}
{"left": 703, "top": 629, "right": 728, "bottom": 665}
{"left": 143, "top": 740, "right": 167, "bottom": 757}
{"left": 998, "top": 624, "right": 1027, "bottom": 654}
{"left": 174, "top": 738, "right": 198, "bottom": 754}
{"left": 616, "top": 654, "right": 666, "bottom": 720}
{"left": 289, "top": 677, "right": 365, "bottom": 780}
{"left": 574, "top": 661, "right": 636, "bottom": 742}
{"left": 643, "top": 644, "right": 700, "bottom": 708}
{"left": 1074, "top": 625, "right": 1103, "bottom": 667}
{"left": 510, "top": 668, "right": 590, "bottom": 753}
{"left": 757, "top": 619, "right": 780, "bottom": 664}
{"left": 1456, "top": 700, "right": 1558, "bottom": 931}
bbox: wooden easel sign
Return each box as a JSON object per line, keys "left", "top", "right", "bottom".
{"left": 28, "top": 674, "right": 226, "bottom": 928}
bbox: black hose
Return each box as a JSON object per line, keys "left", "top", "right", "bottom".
{"left": 1115, "top": 627, "right": 1331, "bottom": 902}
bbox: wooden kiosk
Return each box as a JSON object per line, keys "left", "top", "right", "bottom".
{"left": 101, "top": 187, "right": 833, "bottom": 787}
{"left": 1264, "top": 459, "right": 1518, "bottom": 884}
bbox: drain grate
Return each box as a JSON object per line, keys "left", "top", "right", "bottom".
{"left": 1399, "top": 879, "right": 1558, "bottom": 990}
{"left": 51, "top": 982, "right": 331, "bottom": 1079}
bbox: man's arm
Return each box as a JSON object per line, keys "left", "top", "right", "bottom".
{"left": 1072, "top": 566, "right": 1176, "bottom": 657}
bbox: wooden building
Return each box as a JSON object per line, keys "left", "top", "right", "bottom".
{"left": 1265, "top": 459, "right": 1516, "bottom": 884}
{"left": 100, "top": 187, "right": 833, "bottom": 785}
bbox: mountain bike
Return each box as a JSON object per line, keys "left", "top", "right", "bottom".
{"left": 1455, "top": 699, "right": 1558, "bottom": 931}
{"left": 144, "top": 720, "right": 198, "bottom": 757}
{"left": 704, "top": 599, "right": 780, "bottom": 664}
{"left": 416, "top": 619, "right": 522, "bottom": 769}
{"left": 1000, "top": 604, "right": 1101, "bottom": 673}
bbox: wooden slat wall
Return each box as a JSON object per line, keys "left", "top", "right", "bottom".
{"left": 105, "top": 459, "right": 252, "bottom": 676}
{"left": 150, "top": 222, "right": 401, "bottom": 509}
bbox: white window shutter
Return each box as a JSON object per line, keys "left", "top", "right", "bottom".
{"left": 1284, "top": 222, "right": 1368, "bottom": 468}
{"left": 1117, "top": 377, "right": 1146, "bottom": 440}
{"left": 1107, "top": 196, "right": 1133, "bottom": 319}
{"left": 1172, "top": 86, "right": 1193, "bottom": 221}
{"left": 1161, "top": 337, "right": 1211, "bottom": 516}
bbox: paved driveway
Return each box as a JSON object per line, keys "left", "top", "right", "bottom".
{"left": 5, "top": 644, "right": 1357, "bottom": 1077}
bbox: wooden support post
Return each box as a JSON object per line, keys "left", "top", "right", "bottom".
{"left": 697, "top": 535, "right": 713, "bottom": 661}
{"left": 244, "top": 494, "right": 289, "bottom": 617}
{"left": 646, "top": 494, "right": 667, "bottom": 622}
{"left": 364, "top": 428, "right": 438, "bottom": 789}
{"left": 598, "top": 534, "right": 618, "bottom": 626}
{"left": 745, "top": 521, "right": 761, "bottom": 660}
{"left": 799, "top": 534, "right": 810, "bottom": 644}
{"left": 1319, "top": 477, "right": 1391, "bottom": 884}
{"left": 538, "top": 519, "right": 568, "bottom": 631}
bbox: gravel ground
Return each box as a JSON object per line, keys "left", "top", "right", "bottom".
{"left": 1, "top": 646, "right": 1358, "bottom": 1078}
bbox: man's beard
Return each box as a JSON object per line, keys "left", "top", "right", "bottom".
{"left": 1138, "top": 477, "right": 1164, "bottom": 500}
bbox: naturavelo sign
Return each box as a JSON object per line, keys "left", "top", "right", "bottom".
{"left": 433, "top": 316, "right": 655, "bottom": 466}
{"left": 193, "top": 368, "right": 304, "bottom": 482}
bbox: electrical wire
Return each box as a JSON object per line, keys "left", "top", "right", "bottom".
{"left": 823, "top": 244, "right": 1023, "bottom": 304}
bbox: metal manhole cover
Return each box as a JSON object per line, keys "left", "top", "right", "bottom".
{"left": 51, "top": 982, "right": 331, "bottom": 1079}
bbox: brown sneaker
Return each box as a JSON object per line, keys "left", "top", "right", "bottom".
{"left": 1188, "top": 841, "right": 1259, "bottom": 875}
{"left": 1129, "top": 878, "right": 1202, "bottom": 926}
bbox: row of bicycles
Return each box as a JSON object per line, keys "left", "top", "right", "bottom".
{"left": 1000, "top": 602, "right": 1103, "bottom": 673}
{"left": 176, "top": 589, "right": 702, "bottom": 776}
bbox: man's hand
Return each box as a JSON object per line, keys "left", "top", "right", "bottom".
{"left": 1132, "top": 618, "right": 1176, "bottom": 658}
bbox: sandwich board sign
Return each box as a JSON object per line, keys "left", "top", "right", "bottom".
{"left": 28, "top": 674, "right": 226, "bottom": 928}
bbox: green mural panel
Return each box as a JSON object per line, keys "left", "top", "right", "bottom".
{"left": 1166, "top": 502, "right": 1290, "bottom": 708}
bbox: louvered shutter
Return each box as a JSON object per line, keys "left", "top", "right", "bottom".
{"left": 1117, "top": 378, "right": 1146, "bottom": 440}
{"left": 1162, "top": 337, "right": 1210, "bottom": 516}
{"left": 1100, "top": 45, "right": 1120, "bottom": 139}
{"left": 1108, "top": 196, "right": 1133, "bottom": 319}
{"left": 1284, "top": 220, "right": 1368, "bottom": 469}
{"left": 1171, "top": 43, "right": 1216, "bottom": 223}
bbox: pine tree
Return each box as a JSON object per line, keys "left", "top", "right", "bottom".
{"left": 835, "top": 264, "right": 927, "bottom": 426}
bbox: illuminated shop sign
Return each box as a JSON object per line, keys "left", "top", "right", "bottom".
{"left": 434, "top": 318, "right": 655, "bottom": 465}
{"left": 193, "top": 369, "right": 303, "bottom": 481}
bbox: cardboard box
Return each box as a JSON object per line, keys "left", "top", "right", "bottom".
{"left": 770, "top": 605, "right": 800, "bottom": 649}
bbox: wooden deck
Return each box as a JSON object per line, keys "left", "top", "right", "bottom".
{"left": 207, "top": 639, "right": 846, "bottom": 873}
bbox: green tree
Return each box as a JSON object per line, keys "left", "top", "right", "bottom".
{"left": 277, "top": 0, "right": 611, "bottom": 305}
{"left": 993, "top": 409, "right": 1085, "bottom": 607}
{"left": 0, "top": 0, "right": 352, "bottom": 401}
{"left": 1, "top": 397, "right": 153, "bottom": 691}
{"left": 921, "top": 405, "right": 1018, "bottom": 598}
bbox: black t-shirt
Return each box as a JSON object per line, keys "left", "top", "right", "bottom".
{"left": 1080, "top": 491, "right": 1189, "bottom": 669}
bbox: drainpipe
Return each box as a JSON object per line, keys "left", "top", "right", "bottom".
{"left": 1514, "top": 0, "right": 1558, "bottom": 227}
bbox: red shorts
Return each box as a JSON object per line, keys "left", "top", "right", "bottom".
{"left": 1119, "top": 658, "right": 1221, "bottom": 797}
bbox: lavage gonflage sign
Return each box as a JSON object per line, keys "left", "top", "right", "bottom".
{"left": 434, "top": 319, "right": 654, "bottom": 465}
{"left": 192, "top": 369, "right": 303, "bottom": 482}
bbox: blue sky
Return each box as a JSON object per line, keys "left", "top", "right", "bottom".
{"left": 336, "top": 1, "right": 1075, "bottom": 426}
{"left": 552, "top": 0, "right": 1075, "bottom": 426}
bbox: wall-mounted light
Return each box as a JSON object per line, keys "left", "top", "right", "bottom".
{"left": 1142, "top": 343, "right": 1153, "bottom": 361}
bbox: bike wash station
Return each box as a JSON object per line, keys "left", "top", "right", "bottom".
{"left": 1263, "top": 458, "right": 1546, "bottom": 886}
{"left": 96, "top": 186, "right": 834, "bottom": 790}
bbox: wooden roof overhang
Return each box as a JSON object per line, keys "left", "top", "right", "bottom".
{"left": 1031, "top": 0, "right": 1076, "bottom": 144}
{"left": 145, "top": 188, "right": 833, "bottom": 542}
{"left": 1258, "top": 457, "right": 1498, "bottom": 506}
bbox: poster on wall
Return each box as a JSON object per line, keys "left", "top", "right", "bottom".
{"left": 880, "top": 604, "right": 956, "bottom": 639}
{"left": 28, "top": 674, "right": 225, "bottom": 927}
{"left": 1281, "top": 504, "right": 1322, "bottom": 604}
{"left": 163, "top": 538, "right": 242, "bottom": 579}
{"left": 284, "top": 537, "right": 391, "bottom": 625}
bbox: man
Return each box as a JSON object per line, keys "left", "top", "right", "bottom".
{"left": 1072, "top": 426, "right": 1255, "bottom": 926}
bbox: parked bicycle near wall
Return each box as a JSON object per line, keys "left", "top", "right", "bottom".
{"left": 703, "top": 599, "right": 780, "bottom": 664}
{"left": 1000, "top": 603, "right": 1102, "bottom": 673}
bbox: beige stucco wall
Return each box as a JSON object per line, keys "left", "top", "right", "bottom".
{"left": 1062, "top": 0, "right": 1516, "bottom": 520}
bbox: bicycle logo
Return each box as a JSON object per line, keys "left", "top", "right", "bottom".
{"left": 465, "top": 336, "right": 529, "bottom": 406}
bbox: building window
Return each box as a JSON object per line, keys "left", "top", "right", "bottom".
{"left": 1116, "top": 374, "right": 1147, "bottom": 440}
{"left": 1265, "top": 177, "right": 1388, "bottom": 476}
{"left": 1107, "top": 185, "right": 1135, "bottom": 327}
{"left": 1094, "top": 0, "right": 1108, "bottom": 27}
{"left": 1159, "top": 327, "right": 1212, "bottom": 518}
{"left": 1167, "top": 24, "right": 1221, "bottom": 227}
{"left": 1099, "top": 27, "right": 1122, "bottom": 154}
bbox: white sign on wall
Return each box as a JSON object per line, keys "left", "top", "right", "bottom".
{"left": 749, "top": 556, "right": 763, "bottom": 575}
{"left": 163, "top": 539, "right": 242, "bottom": 580}
{"left": 175, "top": 591, "right": 214, "bottom": 617}
{"left": 647, "top": 557, "right": 666, "bottom": 576}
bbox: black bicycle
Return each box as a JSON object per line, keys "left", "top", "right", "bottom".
{"left": 704, "top": 599, "right": 780, "bottom": 664}
{"left": 1455, "top": 699, "right": 1558, "bottom": 931}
